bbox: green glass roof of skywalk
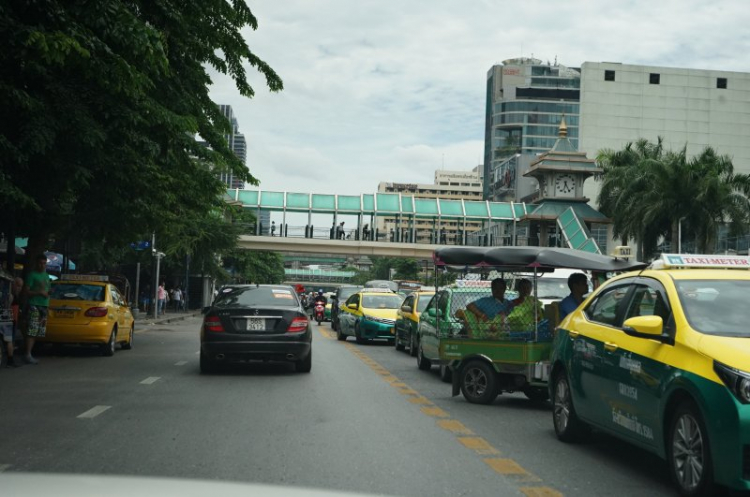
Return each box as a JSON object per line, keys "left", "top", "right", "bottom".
{"left": 229, "top": 189, "right": 558, "bottom": 221}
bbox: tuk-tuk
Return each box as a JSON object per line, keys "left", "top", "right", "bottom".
{"left": 417, "top": 246, "right": 646, "bottom": 405}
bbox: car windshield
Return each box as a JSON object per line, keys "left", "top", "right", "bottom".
{"left": 534, "top": 278, "right": 570, "bottom": 299}
{"left": 417, "top": 294, "right": 434, "bottom": 313}
{"left": 215, "top": 286, "right": 299, "bottom": 308}
{"left": 362, "top": 294, "right": 402, "bottom": 309}
{"left": 675, "top": 280, "right": 750, "bottom": 336}
{"left": 51, "top": 283, "right": 105, "bottom": 301}
{"left": 338, "top": 287, "right": 361, "bottom": 301}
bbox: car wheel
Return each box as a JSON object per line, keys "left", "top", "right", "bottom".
{"left": 295, "top": 349, "right": 312, "bottom": 373}
{"left": 416, "top": 340, "right": 432, "bottom": 371}
{"left": 101, "top": 328, "right": 116, "bottom": 357}
{"left": 552, "top": 370, "right": 588, "bottom": 442}
{"left": 439, "top": 364, "right": 452, "bottom": 383}
{"left": 523, "top": 386, "right": 549, "bottom": 402}
{"left": 331, "top": 319, "right": 338, "bottom": 332}
{"left": 337, "top": 325, "right": 347, "bottom": 341}
{"left": 409, "top": 333, "right": 417, "bottom": 357}
{"left": 460, "top": 360, "right": 498, "bottom": 404}
{"left": 395, "top": 332, "right": 405, "bottom": 351}
{"left": 355, "top": 324, "right": 366, "bottom": 344}
{"left": 121, "top": 325, "right": 134, "bottom": 350}
{"left": 199, "top": 349, "right": 216, "bottom": 374}
{"left": 668, "top": 401, "right": 714, "bottom": 497}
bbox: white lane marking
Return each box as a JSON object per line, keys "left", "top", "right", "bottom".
{"left": 0, "top": 464, "right": 11, "bottom": 472}
{"left": 140, "top": 376, "right": 161, "bottom": 385}
{"left": 174, "top": 361, "right": 187, "bottom": 366}
{"left": 77, "top": 405, "right": 111, "bottom": 419}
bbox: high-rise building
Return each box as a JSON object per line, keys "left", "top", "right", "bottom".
{"left": 484, "top": 58, "right": 581, "bottom": 202}
{"left": 218, "top": 104, "right": 247, "bottom": 190}
{"left": 377, "top": 167, "right": 484, "bottom": 244}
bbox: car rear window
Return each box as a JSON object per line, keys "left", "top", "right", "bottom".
{"left": 51, "top": 283, "right": 105, "bottom": 301}
{"left": 215, "top": 287, "right": 299, "bottom": 307}
{"left": 362, "top": 294, "right": 402, "bottom": 309}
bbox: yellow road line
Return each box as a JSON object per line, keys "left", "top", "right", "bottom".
{"left": 484, "top": 458, "right": 530, "bottom": 475}
{"left": 436, "top": 419, "right": 474, "bottom": 435}
{"left": 520, "top": 487, "right": 564, "bottom": 497}
{"left": 458, "top": 437, "right": 501, "bottom": 456}
{"left": 421, "top": 406, "right": 449, "bottom": 418}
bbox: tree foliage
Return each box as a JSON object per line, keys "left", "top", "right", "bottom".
{"left": 597, "top": 138, "right": 750, "bottom": 258}
{"left": 0, "top": 0, "right": 282, "bottom": 265}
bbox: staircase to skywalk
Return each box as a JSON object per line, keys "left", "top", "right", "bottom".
{"left": 557, "top": 207, "right": 601, "bottom": 254}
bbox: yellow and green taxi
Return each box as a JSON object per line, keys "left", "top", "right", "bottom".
{"left": 394, "top": 291, "right": 434, "bottom": 356}
{"left": 336, "top": 289, "right": 402, "bottom": 344}
{"left": 550, "top": 254, "right": 750, "bottom": 495}
{"left": 43, "top": 274, "right": 134, "bottom": 356}
{"left": 324, "top": 302, "right": 332, "bottom": 321}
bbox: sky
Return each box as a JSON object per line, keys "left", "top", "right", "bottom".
{"left": 208, "top": 0, "right": 750, "bottom": 198}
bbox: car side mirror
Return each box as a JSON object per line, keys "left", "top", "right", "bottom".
{"left": 427, "top": 308, "right": 441, "bottom": 318}
{"left": 623, "top": 315, "right": 665, "bottom": 340}
{"left": 401, "top": 305, "right": 413, "bottom": 313}
{"left": 201, "top": 306, "right": 211, "bottom": 314}
{"left": 347, "top": 303, "right": 358, "bottom": 310}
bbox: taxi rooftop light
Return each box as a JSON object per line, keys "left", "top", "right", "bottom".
{"left": 60, "top": 274, "right": 109, "bottom": 282}
{"left": 610, "top": 246, "right": 632, "bottom": 259}
{"left": 653, "top": 254, "right": 750, "bottom": 270}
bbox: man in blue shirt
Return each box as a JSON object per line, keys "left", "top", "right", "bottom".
{"left": 466, "top": 278, "right": 513, "bottom": 320}
{"left": 559, "top": 273, "right": 589, "bottom": 319}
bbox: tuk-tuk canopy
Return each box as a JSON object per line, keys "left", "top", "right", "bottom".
{"left": 433, "top": 246, "right": 647, "bottom": 273}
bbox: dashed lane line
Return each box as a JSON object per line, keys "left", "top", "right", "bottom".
{"left": 339, "top": 339, "right": 563, "bottom": 496}
{"left": 77, "top": 405, "right": 111, "bottom": 419}
{"left": 140, "top": 376, "right": 161, "bottom": 385}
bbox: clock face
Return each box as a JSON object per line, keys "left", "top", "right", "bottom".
{"left": 555, "top": 174, "right": 576, "bottom": 195}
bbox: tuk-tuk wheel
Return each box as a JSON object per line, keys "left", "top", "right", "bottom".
{"left": 439, "top": 364, "right": 452, "bottom": 383}
{"left": 459, "top": 360, "right": 498, "bottom": 404}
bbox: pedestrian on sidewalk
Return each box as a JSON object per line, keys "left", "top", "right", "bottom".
{"left": 271, "top": 221, "right": 276, "bottom": 236}
{"left": 158, "top": 282, "right": 166, "bottom": 316}
{"left": 173, "top": 286, "right": 183, "bottom": 312}
{"left": 21, "top": 254, "right": 51, "bottom": 365}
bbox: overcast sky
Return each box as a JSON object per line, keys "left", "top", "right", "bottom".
{"left": 208, "top": 0, "right": 750, "bottom": 197}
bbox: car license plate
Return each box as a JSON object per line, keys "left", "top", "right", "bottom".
{"left": 56, "top": 310, "right": 75, "bottom": 319}
{"left": 246, "top": 318, "right": 265, "bottom": 331}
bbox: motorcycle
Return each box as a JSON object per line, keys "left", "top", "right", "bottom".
{"left": 314, "top": 302, "right": 325, "bottom": 325}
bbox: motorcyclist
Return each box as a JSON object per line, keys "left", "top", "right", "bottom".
{"left": 313, "top": 289, "right": 327, "bottom": 308}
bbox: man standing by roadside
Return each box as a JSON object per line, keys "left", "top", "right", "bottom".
{"left": 173, "top": 286, "right": 183, "bottom": 311}
{"left": 157, "top": 282, "right": 166, "bottom": 316}
{"left": 22, "top": 254, "right": 50, "bottom": 365}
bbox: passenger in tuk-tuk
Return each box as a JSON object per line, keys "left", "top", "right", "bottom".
{"left": 507, "top": 278, "right": 544, "bottom": 331}
{"left": 456, "top": 278, "right": 513, "bottom": 338}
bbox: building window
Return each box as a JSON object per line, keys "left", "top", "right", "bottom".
{"left": 604, "top": 70, "right": 615, "bottom": 81}
{"left": 649, "top": 73, "right": 660, "bottom": 85}
{"left": 717, "top": 77, "right": 728, "bottom": 89}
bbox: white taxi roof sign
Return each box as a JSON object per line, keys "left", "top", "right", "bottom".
{"left": 658, "top": 254, "right": 750, "bottom": 269}
{"left": 60, "top": 274, "right": 110, "bottom": 282}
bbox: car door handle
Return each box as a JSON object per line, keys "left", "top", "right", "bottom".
{"left": 568, "top": 330, "right": 580, "bottom": 339}
{"left": 604, "top": 342, "right": 619, "bottom": 352}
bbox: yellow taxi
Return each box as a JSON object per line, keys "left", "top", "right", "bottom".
{"left": 394, "top": 291, "right": 435, "bottom": 356}
{"left": 550, "top": 254, "right": 750, "bottom": 495}
{"left": 336, "top": 289, "right": 402, "bottom": 344}
{"left": 43, "top": 274, "right": 134, "bottom": 356}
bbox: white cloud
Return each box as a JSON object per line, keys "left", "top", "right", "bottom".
{"left": 210, "top": 0, "right": 750, "bottom": 195}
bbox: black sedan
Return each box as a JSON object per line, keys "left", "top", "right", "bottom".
{"left": 200, "top": 285, "right": 312, "bottom": 374}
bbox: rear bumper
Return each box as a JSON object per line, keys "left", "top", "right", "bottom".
{"left": 40, "top": 320, "right": 113, "bottom": 344}
{"left": 201, "top": 339, "right": 311, "bottom": 363}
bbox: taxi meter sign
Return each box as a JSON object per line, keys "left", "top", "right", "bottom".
{"left": 660, "top": 254, "right": 750, "bottom": 268}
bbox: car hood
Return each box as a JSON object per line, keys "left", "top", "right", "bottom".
{"left": 697, "top": 334, "right": 750, "bottom": 371}
{"left": 362, "top": 308, "right": 398, "bottom": 320}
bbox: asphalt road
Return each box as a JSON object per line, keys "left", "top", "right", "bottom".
{"left": 0, "top": 317, "right": 678, "bottom": 496}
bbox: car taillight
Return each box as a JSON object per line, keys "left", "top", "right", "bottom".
{"left": 287, "top": 317, "right": 308, "bottom": 333}
{"left": 204, "top": 316, "right": 224, "bottom": 333}
{"left": 85, "top": 307, "right": 108, "bottom": 317}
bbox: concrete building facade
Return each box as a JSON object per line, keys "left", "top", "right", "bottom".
{"left": 218, "top": 104, "right": 247, "bottom": 190}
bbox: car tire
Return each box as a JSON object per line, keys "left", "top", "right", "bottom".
{"left": 439, "top": 364, "right": 453, "bottom": 383}
{"left": 331, "top": 319, "right": 338, "bottom": 332}
{"left": 459, "top": 360, "right": 498, "bottom": 404}
{"left": 296, "top": 350, "right": 312, "bottom": 373}
{"left": 552, "top": 370, "right": 588, "bottom": 442}
{"left": 355, "top": 324, "right": 366, "bottom": 344}
{"left": 395, "top": 333, "right": 405, "bottom": 351}
{"left": 121, "top": 325, "right": 134, "bottom": 350}
{"left": 101, "top": 328, "right": 116, "bottom": 357}
{"left": 409, "top": 333, "right": 418, "bottom": 357}
{"left": 337, "top": 326, "right": 347, "bottom": 341}
{"left": 668, "top": 400, "right": 714, "bottom": 497}
{"left": 199, "top": 349, "right": 216, "bottom": 374}
{"left": 523, "top": 386, "right": 549, "bottom": 402}
{"left": 417, "top": 340, "right": 431, "bottom": 371}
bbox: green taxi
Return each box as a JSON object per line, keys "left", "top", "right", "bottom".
{"left": 337, "top": 290, "right": 402, "bottom": 344}
{"left": 394, "top": 291, "right": 435, "bottom": 356}
{"left": 550, "top": 254, "right": 750, "bottom": 496}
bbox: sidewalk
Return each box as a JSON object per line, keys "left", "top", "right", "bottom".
{"left": 134, "top": 310, "right": 201, "bottom": 327}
